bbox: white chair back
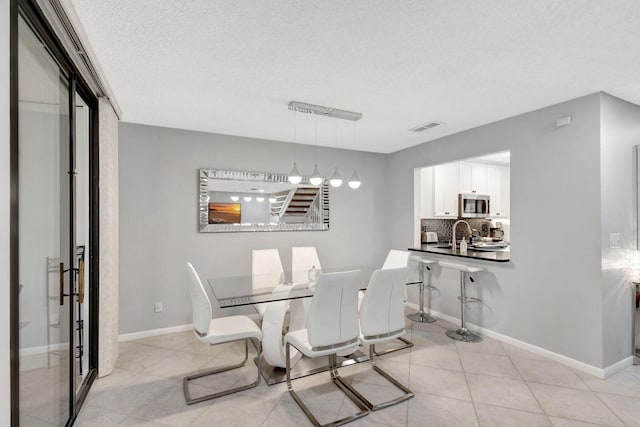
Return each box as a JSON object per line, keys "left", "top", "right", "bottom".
{"left": 292, "top": 246, "right": 322, "bottom": 283}
{"left": 186, "top": 262, "right": 212, "bottom": 336}
{"left": 382, "top": 249, "right": 411, "bottom": 270}
{"left": 307, "top": 270, "right": 361, "bottom": 350}
{"left": 360, "top": 267, "right": 409, "bottom": 338}
{"left": 252, "top": 249, "right": 285, "bottom": 290}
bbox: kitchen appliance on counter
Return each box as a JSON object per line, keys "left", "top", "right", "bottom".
{"left": 425, "top": 232, "right": 438, "bottom": 243}
{"left": 458, "top": 193, "right": 490, "bottom": 218}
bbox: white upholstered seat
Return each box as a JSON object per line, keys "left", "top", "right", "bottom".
{"left": 336, "top": 267, "right": 414, "bottom": 411}
{"left": 183, "top": 262, "right": 262, "bottom": 405}
{"left": 284, "top": 270, "right": 369, "bottom": 426}
{"left": 251, "top": 249, "right": 285, "bottom": 318}
{"left": 291, "top": 246, "right": 322, "bottom": 284}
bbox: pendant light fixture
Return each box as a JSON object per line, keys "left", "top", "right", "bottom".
{"left": 243, "top": 196, "right": 252, "bottom": 202}
{"left": 348, "top": 121, "right": 361, "bottom": 189}
{"left": 286, "top": 101, "right": 363, "bottom": 188}
{"left": 329, "top": 118, "right": 343, "bottom": 187}
{"left": 230, "top": 195, "right": 239, "bottom": 202}
{"left": 309, "top": 115, "right": 323, "bottom": 186}
{"left": 288, "top": 110, "right": 303, "bottom": 184}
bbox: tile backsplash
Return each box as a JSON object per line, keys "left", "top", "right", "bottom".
{"left": 421, "top": 218, "right": 500, "bottom": 243}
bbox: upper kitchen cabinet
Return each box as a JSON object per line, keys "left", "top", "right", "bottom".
{"left": 458, "top": 162, "right": 489, "bottom": 194}
{"left": 487, "top": 165, "right": 510, "bottom": 218}
{"left": 433, "top": 162, "right": 459, "bottom": 217}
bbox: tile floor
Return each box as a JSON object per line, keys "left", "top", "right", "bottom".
{"left": 71, "top": 315, "right": 640, "bottom": 427}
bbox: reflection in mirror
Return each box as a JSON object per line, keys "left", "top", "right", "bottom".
{"left": 199, "top": 169, "right": 330, "bottom": 232}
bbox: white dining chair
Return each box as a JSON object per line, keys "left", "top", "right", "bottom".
{"left": 183, "top": 262, "right": 262, "bottom": 405}
{"left": 261, "top": 283, "right": 305, "bottom": 369}
{"left": 335, "top": 267, "right": 414, "bottom": 411}
{"left": 291, "top": 246, "right": 322, "bottom": 283}
{"left": 359, "top": 249, "right": 414, "bottom": 356}
{"left": 252, "top": 249, "right": 285, "bottom": 318}
{"left": 284, "top": 270, "right": 369, "bottom": 426}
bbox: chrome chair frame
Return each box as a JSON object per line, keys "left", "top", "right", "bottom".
{"left": 183, "top": 337, "right": 262, "bottom": 405}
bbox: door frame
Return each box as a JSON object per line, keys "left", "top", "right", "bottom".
{"left": 9, "top": 0, "right": 100, "bottom": 425}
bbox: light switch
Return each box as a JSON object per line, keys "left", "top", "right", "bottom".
{"left": 609, "top": 233, "right": 622, "bottom": 249}
{"left": 154, "top": 301, "right": 163, "bottom": 313}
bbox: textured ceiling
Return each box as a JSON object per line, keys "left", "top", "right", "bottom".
{"left": 69, "top": 0, "right": 640, "bottom": 153}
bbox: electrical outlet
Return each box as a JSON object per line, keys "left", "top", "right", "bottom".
{"left": 609, "top": 233, "right": 622, "bottom": 249}
{"left": 154, "top": 301, "right": 163, "bottom": 313}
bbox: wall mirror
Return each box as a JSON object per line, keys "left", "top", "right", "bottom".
{"left": 199, "top": 169, "right": 330, "bottom": 232}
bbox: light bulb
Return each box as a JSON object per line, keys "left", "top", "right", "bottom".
{"left": 230, "top": 195, "right": 239, "bottom": 202}
{"left": 329, "top": 167, "right": 343, "bottom": 188}
{"left": 256, "top": 197, "right": 264, "bottom": 203}
{"left": 243, "top": 196, "right": 252, "bottom": 202}
{"left": 269, "top": 197, "right": 277, "bottom": 203}
{"left": 288, "top": 162, "right": 302, "bottom": 185}
{"left": 348, "top": 170, "right": 361, "bottom": 189}
{"left": 309, "top": 164, "right": 323, "bottom": 186}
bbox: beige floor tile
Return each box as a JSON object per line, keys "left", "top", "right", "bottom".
{"left": 576, "top": 368, "right": 640, "bottom": 398}
{"left": 407, "top": 392, "right": 479, "bottom": 427}
{"left": 411, "top": 347, "right": 462, "bottom": 371}
{"left": 549, "top": 417, "right": 611, "bottom": 426}
{"left": 528, "top": 383, "right": 623, "bottom": 427}
{"left": 501, "top": 342, "right": 550, "bottom": 361}
{"left": 456, "top": 337, "right": 506, "bottom": 356}
{"left": 409, "top": 365, "right": 471, "bottom": 400}
{"left": 116, "top": 417, "right": 165, "bottom": 427}
{"left": 73, "top": 404, "right": 128, "bottom": 427}
{"left": 411, "top": 330, "right": 458, "bottom": 351}
{"left": 343, "top": 359, "right": 410, "bottom": 388}
{"left": 261, "top": 393, "right": 323, "bottom": 427}
{"left": 596, "top": 391, "right": 640, "bottom": 427}
{"left": 86, "top": 370, "right": 177, "bottom": 415}
{"left": 409, "top": 318, "right": 454, "bottom": 333}
{"left": 466, "top": 373, "right": 542, "bottom": 413}
{"left": 19, "top": 415, "right": 57, "bottom": 427}
{"left": 133, "top": 381, "right": 213, "bottom": 427}
{"left": 475, "top": 403, "right": 553, "bottom": 427}
{"left": 460, "top": 352, "right": 519, "bottom": 379}
{"left": 512, "top": 357, "right": 588, "bottom": 390}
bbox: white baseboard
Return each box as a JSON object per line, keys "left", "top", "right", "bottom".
{"left": 118, "top": 324, "right": 192, "bottom": 342}
{"left": 405, "top": 302, "right": 630, "bottom": 379}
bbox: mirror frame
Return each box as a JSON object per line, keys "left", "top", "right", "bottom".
{"left": 199, "top": 168, "right": 330, "bottom": 233}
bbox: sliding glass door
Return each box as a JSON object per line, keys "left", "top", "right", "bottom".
{"left": 16, "top": 9, "right": 97, "bottom": 426}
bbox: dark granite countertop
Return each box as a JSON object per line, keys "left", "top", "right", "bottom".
{"left": 409, "top": 243, "right": 511, "bottom": 263}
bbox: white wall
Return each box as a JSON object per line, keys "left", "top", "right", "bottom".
{"left": 600, "top": 93, "right": 640, "bottom": 366}
{"left": 1, "top": 0, "right": 11, "bottom": 423}
{"left": 388, "top": 94, "right": 606, "bottom": 367}
{"left": 118, "top": 122, "right": 389, "bottom": 334}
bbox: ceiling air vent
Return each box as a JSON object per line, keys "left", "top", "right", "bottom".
{"left": 409, "top": 121, "right": 445, "bottom": 132}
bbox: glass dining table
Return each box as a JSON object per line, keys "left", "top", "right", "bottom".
{"left": 206, "top": 267, "right": 422, "bottom": 385}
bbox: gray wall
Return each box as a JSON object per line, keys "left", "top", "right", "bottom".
{"left": 118, "top": 123, "right": 389, "bottom": 334}
{"left": 0, "top": 0, "right": 10, "bottom": 420}
{"left": 388, "top": 94, "right": 606, "bottom": 367}
{"left": 600, "top": 94, "right": 640, "bottom": 366}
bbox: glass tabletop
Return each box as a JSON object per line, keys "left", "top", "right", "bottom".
{"left": 207, "top": 266, "right": 422, "bottom": 308}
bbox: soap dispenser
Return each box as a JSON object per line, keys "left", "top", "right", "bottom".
{"left": 460, "top": 238, "right": 468, "bottom": 253}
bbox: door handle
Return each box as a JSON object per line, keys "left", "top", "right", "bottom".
{"left": 59, "top": 262, "right": 64, "bottom": 305}
{"left": 78, "top": 260, "right": 85, "bottom": 304}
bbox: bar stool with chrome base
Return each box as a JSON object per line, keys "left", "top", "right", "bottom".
{"left": 407, "top": 257, "right": 438, "bottom": 323}
{"left": 440, "top": 261, "right": 484, "bottom": 343}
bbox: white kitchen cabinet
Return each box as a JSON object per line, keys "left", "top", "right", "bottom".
{"left": 487, "top": 165, "right": 509, "bottom": 218}
{"left": 433, "top": 162, "right": 458, "bottom": 217}
{"left": 458, "top": 162, "right": 488, "bottom": 194}
{"left": 419, "top": 167, "right": 434, "bottom": 218}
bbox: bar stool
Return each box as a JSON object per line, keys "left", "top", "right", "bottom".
{"left": 407, "top": 257, "right": 438, "bottom": 323}
{"left": 439, "top": 261, "right": 484, "bottom": 343}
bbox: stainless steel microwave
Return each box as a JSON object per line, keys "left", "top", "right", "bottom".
{"left": 458, "top": 193, "right": 490, "bottom": 218}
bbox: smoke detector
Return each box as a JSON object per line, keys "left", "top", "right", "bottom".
{"left": 409, "top": 121, "right": 445, "bottom": 132}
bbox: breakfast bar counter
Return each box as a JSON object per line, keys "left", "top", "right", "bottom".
{"left": 409, "top": 243, "right": 510, "bottom": 263}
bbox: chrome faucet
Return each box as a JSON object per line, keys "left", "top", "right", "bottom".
{"left": 452, "top": 220, "right": 472, "bottom": 250}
